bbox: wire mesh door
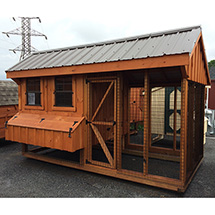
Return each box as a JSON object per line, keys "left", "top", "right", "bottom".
{"left": 87, "top": 78, "right": 117, "bottom": 168}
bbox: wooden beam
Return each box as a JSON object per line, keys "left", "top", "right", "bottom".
{"left": 116, "top": 75, "right": 122, "bottom": 170}
{"left": 143, "top": 72, "right": 150, "bottom": 175}
{"left": 23, "top": 150, "right": 184, "bottom": 191}
{"left": 91, "top": 81, "right": 114, "bottom": 122}
{"left": 180, "top": 66, "right": 188, "bottom": 79}
{"left": 90, "top": 124, "right": 114, "bottom": 167}
{"left": 114, "top": 79, "right": 117, "bottom": 169}
{"left": 180, "top": 78, "right": 188, "bottom": 184}
{"left": 7, "top": 54, "right": 189, "bottom": 79}
{"left": 173, "top": 87, "right": 177, "bottom": 151}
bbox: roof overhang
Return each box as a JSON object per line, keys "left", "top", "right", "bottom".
{"left": 6, "top": 53, "right": 189, "bottom": 79}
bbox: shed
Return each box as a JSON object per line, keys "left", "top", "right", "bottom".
{"left": 0, "top": 80, "right": 18, "bottom": 138}
{"left": 208, "top": 66, "right": 215, "bottom": 109}
{"left": 5, "top": 26, "right": 210, "bottom": 192}
{"left": 206, "top": 66, "right": 215, "bottom": 134}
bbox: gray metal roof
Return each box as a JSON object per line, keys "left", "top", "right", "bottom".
{"left": 0, "top": 80, "right": 18, "bottom": 106}
{"left": 7, "top": 26, "right": 201, "bottom": 72}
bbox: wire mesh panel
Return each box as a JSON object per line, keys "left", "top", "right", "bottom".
{"left": 186, "top": 82, "right": 204, "bottom": 181}
{"left": 121, "top": 87, "right": 144, "bottom": 173}
{"left": 130, "top": 88, "right": 144, "bottom": 124}
{"left": 129, "top": 87, "right": 144, "bottom": 146}
{"left": 150, "top": 86, "right": 181, "bottom": 150}
{"left": 148, "top": 86, "right": 181, "bottom": 179}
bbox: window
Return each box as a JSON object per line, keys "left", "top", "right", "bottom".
{"left": 55, "top": 76, "right": 73, "bottom": 107}
{"left": 26, "top": 78, "right": 41, "bottom": 106}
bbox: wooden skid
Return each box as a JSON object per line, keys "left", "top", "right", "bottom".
{"left": 22, "top": 144, "right": 188, "bottom": 192}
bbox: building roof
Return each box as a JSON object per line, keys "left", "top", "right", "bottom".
{"left": 6, "top": 25, "right": 201, "bottom": 72}
{"left": 209, "top": 66, "right": 215, "bottom": 80}
{"left": 0, "top": 80, "right": 18, "bottom": 106}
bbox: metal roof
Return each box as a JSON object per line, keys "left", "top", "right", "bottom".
{"left": 0, "top": 80, "right": 18, "bottom": 106}
{"left": 7, "top": 26, "right": 201, "bottom": 72}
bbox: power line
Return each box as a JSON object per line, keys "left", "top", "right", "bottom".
{"left": 2, "top": 17, "right": 48, "bottom": 61}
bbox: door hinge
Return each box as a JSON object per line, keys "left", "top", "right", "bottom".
{"left": 5, "top": 121, "right": 8, "bottom": 129}
{"left": 86, "top": 79, "right": 91, "bottom": 84}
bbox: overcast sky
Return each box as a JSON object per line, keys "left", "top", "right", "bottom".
{"left": 0, "top": 0, "right": 215, "bottom": 80}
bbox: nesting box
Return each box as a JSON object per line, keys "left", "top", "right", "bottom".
{"left": 5, "top": 26, "right": 210, "bottom": 192}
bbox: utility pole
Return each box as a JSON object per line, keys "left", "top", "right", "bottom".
{"left": 2, "top": 17, "right": 47, "bottom": 61}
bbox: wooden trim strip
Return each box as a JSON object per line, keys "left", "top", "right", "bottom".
{"left": 113, "top": 79, "right": 117, "bottom": 169}
{"left": 173, "top": 87, "right": 177, "bottom": 151}
{"left": 92, "top": 121, "right": 113, "bottom": 126}
{"left": 7, "top": 54, "right": 189, "bottom": 79}
{"left": 116, "top": 75, "right": 122, "bottom": 170}
{"left": 91, "top": 81, "right": 114, "bottom": 122}
{"left": 143, "top": 72, "right": 150, "bottom": 175}
{"left": 23, "top": 151, "right": 184, "bottom": 191}
{"left": 88, "top": 159, "right": 112, "bottom": 168}
{"left": 90, "top": 124, "right": 114, "bottom": 167}
{"left": 180, "top": 79, "right": 188, "bottom": 183}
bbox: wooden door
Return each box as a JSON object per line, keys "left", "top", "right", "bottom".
{"left": 87, "top": 78, "right": 117, "bottom": 168}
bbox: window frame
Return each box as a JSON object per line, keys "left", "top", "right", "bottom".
{"left": 52, "top": 76, "right": 76, "bottom": 112}
{"left": 24, "top": 78, "right": 44, "bottom": 110}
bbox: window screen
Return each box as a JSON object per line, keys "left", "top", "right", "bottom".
{"left": 26, "top": 78, "right": 41, "bottom": 106}
{"left": 55, "top": 76, "right": 73, "bottom": 107}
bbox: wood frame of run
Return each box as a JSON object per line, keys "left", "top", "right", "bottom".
{"left": 6, "top": 28, "right": 210, "bottom": 193}
{"left": 19, "top": 71, "right": 205, "bottom": 192}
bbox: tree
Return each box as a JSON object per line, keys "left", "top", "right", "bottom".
{"left": 208, "top": 60, "right": 215, "bottom": 70}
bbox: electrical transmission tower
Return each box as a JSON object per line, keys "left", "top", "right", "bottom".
{"left": 2, "top": 17, "right": 47, "bottom": 61}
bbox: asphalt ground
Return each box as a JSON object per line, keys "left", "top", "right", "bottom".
{"left": 0, "top": 137, "right": 215, "bottom": 198}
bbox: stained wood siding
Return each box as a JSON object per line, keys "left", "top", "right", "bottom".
{"left": 0, "top": 105, "right": 18, "bottom": 139}
{"left": 187, "top": 34, "right": 210, "bottom": 85}
{"left": 6, "top": 118, "right": 85, "bottom": 152}
{"left": 5, "top": 74, "right": 85, "bottom": 152}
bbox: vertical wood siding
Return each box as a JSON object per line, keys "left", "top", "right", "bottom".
{"left": 0, "top": 105, "right": 18, "bottom": 139}
{"left": 6, "top": 119, "right": 85, "bottom": 152}
{"left": 188, "top": 36, "right": 210, "bottom": 85}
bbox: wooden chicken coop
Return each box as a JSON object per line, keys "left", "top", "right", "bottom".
{"left": 0, "top": 80, "right": 18, "bottom": 139}
{"left": 5, "top": 26, "right": 210, "bottom": 192}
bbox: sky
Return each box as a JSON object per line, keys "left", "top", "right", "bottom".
{"left": 0, "top": 0, "right": 215, "bottom": 80}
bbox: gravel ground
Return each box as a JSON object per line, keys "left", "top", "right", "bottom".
{"left": 0, "top": 137, "right": 215, "bottom": 198}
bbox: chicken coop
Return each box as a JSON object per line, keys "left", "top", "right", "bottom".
{"left": 0, "top": 80, "right": 18, "bottom": 139}
{"left": 5, "top": 26, "right": 210, "bottom": 192}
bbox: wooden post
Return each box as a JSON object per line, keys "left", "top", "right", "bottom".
{"left": 173, "top": 87, "right": 177, "bottom": 151}
{"left": 22, "top": 143, "right": 28, "bottom": 155}
{"left": 143, "top": 72, "right": 150, "bottom": 175}
{"left": 87, "top": 79, "right": 92, "bottom": 162}
{"left": 180, "top": 78, "right": 188, "bottom": 184}
{"left": 116, "top": 74, "right": 122, "bottom": 170}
